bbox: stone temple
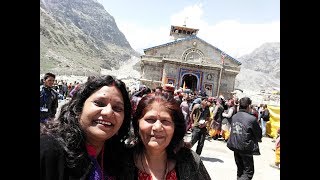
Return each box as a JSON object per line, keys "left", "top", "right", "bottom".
{"left": 140, "top": 25, "right": 241, "bottom": 98}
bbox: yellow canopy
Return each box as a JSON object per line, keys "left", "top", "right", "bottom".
{"left": 266, "top": 105, "right": 280, "bottom": 138}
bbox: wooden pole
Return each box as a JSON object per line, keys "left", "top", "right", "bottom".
{"left": 216, "top": 52, "right": 226, "bottom": 97}
{"left": 217, "top": 66, "right": 223, "bottom": 97}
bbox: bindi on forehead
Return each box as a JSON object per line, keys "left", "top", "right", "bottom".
{"left": 152, "top": 107, "right": 169, "bottom": 120}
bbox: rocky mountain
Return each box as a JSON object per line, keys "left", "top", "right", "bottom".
{"left": 40, "top": 0, "right": 280, "bottom": 103}
{"left": 40, "top": 0, "right": 140, "bottom": 75}
{"left": 235, "top": 42, "right": 280, "bottom": 93}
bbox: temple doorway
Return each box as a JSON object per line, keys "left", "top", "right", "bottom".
{"left": 182, "top": 74, "right": 198, "bottom": 92}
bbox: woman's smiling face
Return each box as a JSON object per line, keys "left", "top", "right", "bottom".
{"left": 138, "top": 102, "right": 175, "bottom": 152}
{"left": 79, "top": 85, "right": 125, "bottom": 144}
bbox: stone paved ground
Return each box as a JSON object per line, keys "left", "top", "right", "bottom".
{"left": 184, "top": 133, "right": 280, "bottom": 180}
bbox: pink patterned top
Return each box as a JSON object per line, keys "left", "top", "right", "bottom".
{"left": 138, "top": 168, "right": 177, "bottom": 180}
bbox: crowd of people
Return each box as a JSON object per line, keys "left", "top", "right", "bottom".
{"left": 40, "top": 73, "right": 279, "bottom": 180}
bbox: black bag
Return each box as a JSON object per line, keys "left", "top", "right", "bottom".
{"left": 262, "top": 110, "right": 270, "bottom": 121}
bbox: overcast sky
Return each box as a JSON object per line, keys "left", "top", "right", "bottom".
{"left": 97, "top": 0, "right": 280, "bottom": 58}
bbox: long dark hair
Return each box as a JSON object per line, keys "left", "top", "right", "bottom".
{"left": 40, "top": 75, "right": 132, "bottom": 175}
{"left": 132, "top": 92, "right": 186, "bottom": 159}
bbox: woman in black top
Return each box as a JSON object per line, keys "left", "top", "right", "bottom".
{"left": 40, "top": 75, "right": 132, "bottom": 180}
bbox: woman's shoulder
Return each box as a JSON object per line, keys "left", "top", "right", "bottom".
{"left": 176, "top": 147, "right": 200, "bottom": 163}
{"left": 116, "top": 147, "right": 137, "bottom": 180}
{"left": 40, "top": 134, "right": 68, "bottom": 179}
{"left": 40, "top": 134, "right": 65, "bottom": 158}
{"left": 175, "top": 147, "right": 210, "bottom": 179}
{"left": 41, "top": 134, "right": 60, "bottom": 146}
{"left": 116, "top": 147, "right": 135, "bottom": 167}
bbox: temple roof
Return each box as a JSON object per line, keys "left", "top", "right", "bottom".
{"left": 143, "top": 35, "right": 241, "bottom": 65}
{"left": 169, "top": 25, "right": 199, "bottom": 36}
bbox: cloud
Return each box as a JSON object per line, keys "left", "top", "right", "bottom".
{"left": 170, "top": 4, "right": 206, "bottom": 28}
{"left": 199, "top": 20, "right": 280, "bottom": 58}
{"left": 117, "top": 21, "right": 169, "bottom": 53}
{"left": 118, "top": 3, "right": 279, "bottom": 58}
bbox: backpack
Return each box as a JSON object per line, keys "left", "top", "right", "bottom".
{"left": 262, "top": 109, "right": 270, "bottom": 121}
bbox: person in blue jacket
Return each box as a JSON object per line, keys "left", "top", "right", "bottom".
{"left": 40, "top": 72, "right": 59, "bottom": 123}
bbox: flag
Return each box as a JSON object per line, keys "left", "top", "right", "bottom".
{"left": 162, "top": 77, "right": 167, "bottom": 86}
{"left": 183, "top": 81, "right": 186, "bottom": 91}
{"left": 221, "top": 52, "right": 226, "bottom": 65}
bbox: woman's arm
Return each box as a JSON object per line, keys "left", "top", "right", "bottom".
{"left": 222, "top": 107, "right": 234, "bottom": 118}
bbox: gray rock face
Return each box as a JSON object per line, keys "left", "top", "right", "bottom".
{"left": 235, "top": 42, "right": 280, "bottom": 93}
{"left": 40, "top": 0, "right": 280, "bottom": 102}
{"left": 40, "top": 0, "right": 140, "bottom": 75}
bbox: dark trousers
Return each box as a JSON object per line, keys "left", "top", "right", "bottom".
{"left": 190, "top": 126, "right": 207, "bottom": 155}
{"left": 234, "top": 151, "right": 254, "bottom": 180}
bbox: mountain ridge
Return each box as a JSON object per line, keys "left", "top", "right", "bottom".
{"left": 235, "top": 42, "right": 280, "bottom": 94}
{"left": 40, "top": 0, "right": 140, "bottom": 75}
{"left": 40, "top": 0, "right": 280, "bottom": 103}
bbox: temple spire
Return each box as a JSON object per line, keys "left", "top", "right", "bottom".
{"left": 183, "top": 17, "right": 188, "bottom": 27}
{"left": 169, "top": 24, "right": 199, "bottom": 40}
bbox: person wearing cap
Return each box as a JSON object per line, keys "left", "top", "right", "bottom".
{"left": 189, "top": 96, "right": 202, "bottom": 112}
{"left": 162, "top": 84, "right": 175, "bottom": 98}
{"left": 163, "top": 84, "right": 174, "bottom": 92}
{"left": 188, "top": 97, "right": 210, "bottom": 155}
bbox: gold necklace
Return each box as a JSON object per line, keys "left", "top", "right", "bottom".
{"left": 141, "top": 152, "right": 168, "bottom": 179}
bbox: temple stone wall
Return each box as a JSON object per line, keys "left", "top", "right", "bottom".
{"left": 141, "top": 61, "right": 163, "bottom": 81}
{"left": 141, "top": 36, "right": 241, "bottom": 97}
